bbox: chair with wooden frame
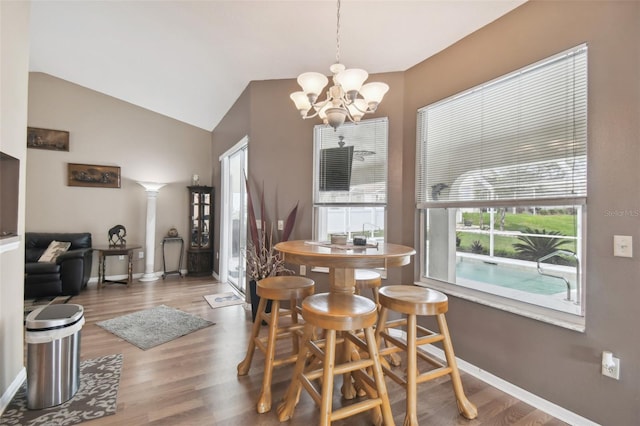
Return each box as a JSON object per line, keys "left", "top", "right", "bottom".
{"left": 277, "top": 292, "right": 395, "bottom": 426}
{"left": 237, "top": 275, "right": 315, "bottom": 413}
{"left": 375, "top": 285, "right": 477, "bottom": 426}
{"left": 354, "top": 269, "right": 402, "bottom": 367}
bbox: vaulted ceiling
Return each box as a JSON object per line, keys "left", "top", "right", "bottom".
{"left": 29, "top": 1, "right": 526, "bottom": 131}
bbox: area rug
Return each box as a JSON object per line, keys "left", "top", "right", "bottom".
{"left": 203, "top": 292, "right": 244, "bottom": 309}
{"left": 24, "top": 295, "right": 73, "bottom": 319}
{"left": 0, "top": 353, "right": 122, "bottom": 426}
{"left": 96, "top": 305, "right": 214, "bottom": 350}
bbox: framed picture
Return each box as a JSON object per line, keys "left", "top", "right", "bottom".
{"left": 68, "top": 163, "right": 121, "bottom": 188}
{"left": 27, "top": 127, "right": 70, "bottom": 151}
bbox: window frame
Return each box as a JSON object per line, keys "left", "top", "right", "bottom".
{"left": 311, "top": 118, "right": 389, "bottom": 275}
{"left": 415, "top": 45, "right": 588, "bottom": 331}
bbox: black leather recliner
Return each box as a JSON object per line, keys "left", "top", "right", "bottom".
{"left": 24, "top": 232, "right": 93, "bottom": 298}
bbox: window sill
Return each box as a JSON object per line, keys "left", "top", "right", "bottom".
{"left": 0, "top": 235, "right": 20, "bottom": 254}
{"left": 416, "top": 277, "right": 586, "bottom": 332}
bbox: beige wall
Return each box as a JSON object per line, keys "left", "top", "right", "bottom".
{"left": 212, "top": 1, "right": 640, "bottom": 424}
{"left": 0, "top": 0, "right": 30, "bottom": 407}
{"left": 27, "top": 73, "right": 212, "bottom": 278}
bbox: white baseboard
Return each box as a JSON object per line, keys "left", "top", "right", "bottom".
{"left": 0, "top": 367, "right": 25, "bottom": 416}
{"left": 389, "top": 329, "right": 599, "bottom": 426}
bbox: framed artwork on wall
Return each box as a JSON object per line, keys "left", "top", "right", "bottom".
{"left": 67, "top": 163, "right": 121, "bottom": 188}
{"left": 27, "top": 127, "right": 70, "bottom": 151}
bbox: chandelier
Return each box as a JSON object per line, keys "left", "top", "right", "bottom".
{"left": 289, "top": 0, "right": 389, "bottom": 130}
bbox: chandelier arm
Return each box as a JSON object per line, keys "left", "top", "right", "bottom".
{"left": 349, "top": 101, "right": 373, "bottom": 114}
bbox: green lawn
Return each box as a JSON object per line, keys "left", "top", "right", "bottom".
{"left": 457, "top": 211, "right": 577, "bottom": 259}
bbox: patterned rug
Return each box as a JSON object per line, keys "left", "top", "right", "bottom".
{"left": 203, "top": 291, "right": 244, "bottom": 309}
{"left": 96, "top": 305, "right": 214, "bottom": 350}
{"left": 0, "top": 354, "right": 122, "bottom": 426}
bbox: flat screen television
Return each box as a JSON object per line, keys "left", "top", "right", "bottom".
{"left": 319, "top": 145, "right": 354, "bottom": 191}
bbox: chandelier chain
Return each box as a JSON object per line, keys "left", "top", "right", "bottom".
{"left": 335, "top": 0, "right": 341, "bottom": 64}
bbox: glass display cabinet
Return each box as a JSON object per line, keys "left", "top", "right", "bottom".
{"left": 187, "top": 186, "right": 214, "bottom": 276}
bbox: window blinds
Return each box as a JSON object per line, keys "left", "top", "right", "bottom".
{"left": 314, "top": 117, "right": 388, "bottom": 205}
{"left": 417, "top": 44, "right": 587, "bottom": 208}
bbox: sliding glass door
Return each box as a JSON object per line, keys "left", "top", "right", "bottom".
{"left": 220, "top": 138, "right": 248, "bottom": 294}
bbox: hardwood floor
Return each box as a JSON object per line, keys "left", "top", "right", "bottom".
{"left": 69, "top": 276, "right": 567, "bottom": 425}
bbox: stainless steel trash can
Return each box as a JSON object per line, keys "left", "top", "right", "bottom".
{"left": 25, "top": 304, "right": 84, "bottom": 409}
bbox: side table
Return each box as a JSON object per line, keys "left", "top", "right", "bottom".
{"left": 94, "top": 245, "right": 141, "bottom": 288}
{"left": 162, "top": 237, "right": 184, "bottom": 279}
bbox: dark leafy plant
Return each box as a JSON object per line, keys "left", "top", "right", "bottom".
{"left": 471, "top": 240, "right": 484, "bottom": 254}
{"left": 244, "top": 175, "right": 298, "bottom": 281}
{"left": 512, "top": 227, "right": 569, "bottom": 262}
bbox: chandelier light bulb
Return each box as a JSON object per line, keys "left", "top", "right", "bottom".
{"left": 290, "top": 91, "right": 312, "bottom": 116}
{"left": 335, "top": 68, "right": 368, "bottom": 94}
{"left": 347, "top": 98, "right": 368, "bottom": 122}
{"left": 297, "top": 72, "right": 329, "bottom": 102}
{"left": 359, "top": 82, "right": 389, "bottom": 109}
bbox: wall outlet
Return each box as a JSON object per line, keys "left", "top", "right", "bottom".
{"left": 118, "top": 255, "right": 124, "bottom": 260}
{"left": 277, "top": 220, "right": 284, "bottom": 230}
{"left": 138, "top": 251, "right": 144, "bottom": 259}
{"left": 602, "top": 351, "right": 620, "bottom": 380}
{"left": 300, "top": 265, "right": 306, "bottom": 275}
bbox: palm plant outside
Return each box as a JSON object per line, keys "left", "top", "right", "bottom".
{"left": 512, "top": 227, "right": 570, "bottom": 263}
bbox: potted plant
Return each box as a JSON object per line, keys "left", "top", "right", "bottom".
{"left": 244, "top": 175, "right": 298, "bottom": 320}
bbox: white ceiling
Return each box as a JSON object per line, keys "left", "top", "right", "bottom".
{"left": 29, "top": 0, "right": 527, "bottom": 132}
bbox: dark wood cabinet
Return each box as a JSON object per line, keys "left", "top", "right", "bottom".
{"left": 187, "top": 186, "right": 214, "bottom": 276}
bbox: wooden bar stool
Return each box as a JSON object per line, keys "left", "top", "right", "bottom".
{"left": 376, "top": 285, "right": 477, "bottom": 426}
{"left": 277, "top": 293, "right": 395, "bottom": 426}
{"left": 355, "top": 269, "right": 401, "bottom": 367}
{"left": 237, "top": 275, "right": 314, "bottom": 413}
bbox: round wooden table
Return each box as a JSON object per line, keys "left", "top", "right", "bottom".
{"left": 275, "top": 240, "right": 416, "bottom": 405}
{"left": 274, "top": 240, "right": 416, "bottom": 294}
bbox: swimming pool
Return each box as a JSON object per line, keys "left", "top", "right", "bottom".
{"left": 455, "top": 259, "right": 573, "bottom": 295}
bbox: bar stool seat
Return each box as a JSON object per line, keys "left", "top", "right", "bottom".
{"left": 237, "top": 275, "right": 314, "bottom": 413}
{"left": 278, "top": 293, "right": 395, "bottom": 426}
{"left": 376, "top": 285, "right": 477, "bottom": 426}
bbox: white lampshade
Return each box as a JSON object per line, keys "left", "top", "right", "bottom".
{"left": 137, "top": 181, "right": 166, "bottom": 192}
{"left": 297, "top": 72, "right": 329, "bottom": 98}
{"left": 359, "top": 82, "right": 389, "bottom": 107}
{"left": 335, "top": 68, "right": 368, "bottom": 93}
{"left": 290, "top": 91, "right": 311, "bottom": 115}
{"left": 347, "top": 99, "right": 368, "bottom": 122}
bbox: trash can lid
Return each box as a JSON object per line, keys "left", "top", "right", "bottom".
{"left": 25, "top": 304, "right": 84, "bottom": 331}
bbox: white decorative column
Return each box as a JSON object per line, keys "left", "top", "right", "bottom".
{"left": 137, "top": 181, "right": 166, "bottom": 282}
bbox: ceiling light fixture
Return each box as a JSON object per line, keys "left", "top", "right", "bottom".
{"left": 289, "top": 0, "right": 389, "bottom": 131}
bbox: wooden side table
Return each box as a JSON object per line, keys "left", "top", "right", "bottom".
{"left": 94, "top": 245, "right": 141, "bottom": 288}
{"left": 162, "top": 237, "right": 184, "bottom": 279}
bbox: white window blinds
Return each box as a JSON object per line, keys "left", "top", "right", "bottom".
{"left": 314, "top": 117, "right": 388, "bottom": 205}
{"left": 417, "top": 44, "right": 587, "bottom": 208}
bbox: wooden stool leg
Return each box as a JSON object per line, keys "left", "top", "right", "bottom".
{"left": 237, "top": 296, "right": 268, "bottom": 375}
{"left": 319, "top": 329, "right": 337, "bottom": 426}
{"left": 436, "top": 313, "right": 478, "bottom": 420}
{"left": 290, "top": 297, "right": 300, "bottom": 354}
{"left": 403, "top": 313, "right": 418, "bottom": 426}
{"left": 277, "top": 323, "right": 314, "bottom": 422}
{"left": 257, "top": 299, "right": 280, "bottom": 413}
{"left": 340, "top": 331, "right": 357, "bottom": 400}
{"left": 364, "top": 326, "right": 395, "bottom": 426}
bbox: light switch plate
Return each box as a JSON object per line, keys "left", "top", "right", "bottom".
{"left": 613, "top": 235, "right": 632, "bottom": 258}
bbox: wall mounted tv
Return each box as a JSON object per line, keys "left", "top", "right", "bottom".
{"left": 319, "top": 145, "right": 354, "bottom": 192}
